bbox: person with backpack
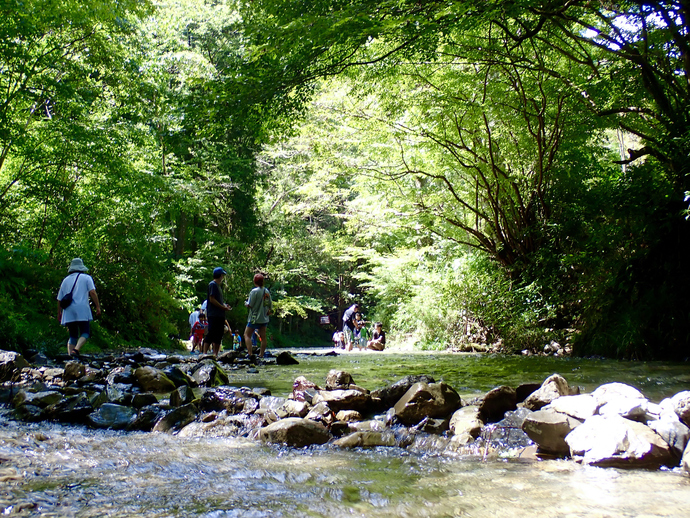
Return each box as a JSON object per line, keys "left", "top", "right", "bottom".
{"left": 56, "top": 258, "right": 101, "bottom": 356}
{"left": 243, "top": 273, "right": 272, "bottom": 359}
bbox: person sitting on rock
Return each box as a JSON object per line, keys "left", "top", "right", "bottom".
{"left": 367, "top": 322, "right": 386, "bottom": 351}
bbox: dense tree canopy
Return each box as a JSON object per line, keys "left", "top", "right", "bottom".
{"left": 0, "top": 0, "right": 688, "bottom": 359}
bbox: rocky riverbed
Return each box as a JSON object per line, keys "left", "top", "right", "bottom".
{"left": 1, "top": 348, "right": 689, "bottom": 473}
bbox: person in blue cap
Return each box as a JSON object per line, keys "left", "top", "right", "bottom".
{"left": 203, "top": 267, "right": 232, "bottom": 356}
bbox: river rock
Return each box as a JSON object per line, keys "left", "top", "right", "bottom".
{"left": 192, "top": 362, "right": 229, "bottom": 387}
{"left": 683, "top": 441, "right": 690, "bottom": 473}
{"left": 107, "top": 366, "right": 136, "bottom": 385}
{"left": 333, "top": 431, "right": 396, "bottom": 448}
{"left": 163, "top": 366, "right": 197, "bottom": 388}
{"left": 478, "top": 386, "right": 516, "bottom": 423}
{"left": 260, "top": 396, "right": 288, "bottom": 412}
{"left": 598, "top": 396, "right": 649, "bottom": 422}
{"left": 565, "top": 415, "right": 675, "bottom": 468}
{"left": 0, "top": 351, "right": 30, "bottom": 382}
{"left": 325, "top": 370, "right": 354, "bottom": 390}
{"left": 276, "top": 352, "right": 299, "bottom": 365}
{"left": 336, "top": 410, "right": 362, "bottom": 422}
{"left": 132, "top": 392, "right": 158, "bottom": 408}
{"left": 591, "top": 382, "right": 645, "bottom": 409}
{"left": 292, "top": 376, "right": 320, "bottom": 403}
{"left": 153, "top": 403, "right": 198, "bottom": 433}
{"left": 216, "top": 351, "right": 239, "bottom": 364}
{"left": 88, "top": 403, "right": 136, "bottom": 430}
{"left": 313, "top": 389, "right": 371, "bottom": 413}
{"left": 348, "top": 420, "right": 386, "bottom": 433}
{"left": 13, "top": 390, "right": 63, "bottom": 408}
{"left": 523, "top": 374, "right": 575, "bottom": 411}
{"left": 128, "top": 405, "right": 165, "bottom": 432}
{"left": 417, "top": 416, "right": 450, "bottom": 434}
{"left": 543, "top": 394, "right": 598, "bottom": 421}
{"left": 134, "top": 366, "right": 176, "bottom": 393}
{"left": 45, "top": 393, "right": 93, "bottom": 422}
{"left": 305, "top": 402, "right": 335, "bottom": 426}
{"left": 393, "top": 382, "right": 461, "bottom": 425}
{"left": 201, "top": 387, "right": 259, "bottom": 414}
{"left": 522, "top": 409, "right": 582, "bottom": 455}
{"left": 670, "top": 391, "right": 690, "bottom": 426}
{"left": 515, "top": 383, "right": 541, "bottom": 404}
{"left": 93, "top": 383, "right": 133, "bottom": 408}
{"left": 63, "top": 361, "right": 86, "bottom": 383}
{"left": 170, "top": 385, "right": 195, "bottom": 407}
{"left": 647, "top": 414, "right": 690, "bottom": 458}
{"left": 258, "top": 417, "right": 330, "bottom": 447}
{"left": 449, "top": 406, "right": 483, "bottom": 438}
{"left": 370, "top": 375, "right": 436, "bottom": 410}
{"left": 277, "top": 400, "right": 310, "bottom": 418}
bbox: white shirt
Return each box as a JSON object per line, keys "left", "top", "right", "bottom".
{"left": 57, "top": 273, "right": 96, "bottom": 324}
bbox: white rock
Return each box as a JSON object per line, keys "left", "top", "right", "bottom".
{"left": 591, "top": 383, "right": 646, "bottom": 409}
{"left": 544, "top": 395, "right": 598, "bottom": 421}
{"left": 565, "top": 415, "right": 674, "bottom": 468}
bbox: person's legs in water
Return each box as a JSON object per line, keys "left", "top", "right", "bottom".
{"left": 244, "top": 325, "right": 255, "bottom": 355}
{"left": 257, "top": 325, "right": 267, "bottom": 357}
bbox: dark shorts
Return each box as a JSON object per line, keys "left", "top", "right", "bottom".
{"left": 205, "top": 316, "right": 225, "bottom": 344}
{"left": 66, "top": 321, "right": 90, "bottom": 345}
{"left": 246, "top": 322, "right": 267, "bottom": 330}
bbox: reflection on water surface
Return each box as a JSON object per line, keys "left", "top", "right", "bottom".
{"left": 2, "top": 350, "right": 689, "bottom": 516}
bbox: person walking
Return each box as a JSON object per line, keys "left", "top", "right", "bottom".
{"left": 56, "top": 258, "right": 101, "bottom": 356}
{"left": 342, "top": 303, "right": 359, "bottom": 351}
{"left": 243, "top": 273, "right": 272, "bottom": 359}
{"left": 203, "top": 267, "right": 232, "bottom": 357}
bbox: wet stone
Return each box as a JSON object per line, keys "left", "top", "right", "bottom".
{"left": 88, "top": 403, "right": 136, "bottom": 430}
{"left": 478, "top": 386, "right": 516, "bottom": 423}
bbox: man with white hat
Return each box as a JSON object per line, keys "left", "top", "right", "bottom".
{"left": 56, "top": 258, "right": 101, "bottom": 356}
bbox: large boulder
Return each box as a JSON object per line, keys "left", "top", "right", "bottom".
{"left": 0, "top": 351, "right": 30, "bottom": 382}
{"left": 258, "top": 417, "right": 330, "bottom": 447}
{"left": 565, "top": 415, "right": 675, "bottom": 468}
{"left": 312, "top": 389, "right": 371, "bottom": 413}
{"left": 478, "top": 386, "right": 516, "bottom": 423}
{"left": 543, "top": 394, "right": 598, "bottom": 421}
{"left": 449, "top": 406, "right": 483, "bottom": 439}
{"left": 591, "top": 382, "right": 646, "bottom": 409}
{"left": 370, "top": 375, "right": 436, "bottom": 410}
{"left": 522, "top": 409, "right": 582, "bottom": 455}
{"left": 523, "top": 374, "right": 576, "bottom": 411}
{"left": 393, "top": 382, "right": 461, "bottom": 425}
{"left": 325, "top": 370, "right": 354, "bottom": 390}
{"left": 88, "top": 403, "right": 136, "bottom": 430}
{"left": 134, "top": 366, "right": 176, "bottom": 393}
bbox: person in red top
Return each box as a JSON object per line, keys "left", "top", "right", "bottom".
{"left": 191, "top": 312, "right": 208, "bottom": 353}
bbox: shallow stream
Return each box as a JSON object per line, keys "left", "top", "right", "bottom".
{"left": 2, "top": 350, "right": 689, "bottom": 517}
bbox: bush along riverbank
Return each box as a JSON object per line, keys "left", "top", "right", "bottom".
{"left": 1, "top": 348, "right": 689, "bottom": 473}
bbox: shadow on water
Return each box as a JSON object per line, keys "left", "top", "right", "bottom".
{"left": 1, "top": 350, "right": 690, "bottom": 516}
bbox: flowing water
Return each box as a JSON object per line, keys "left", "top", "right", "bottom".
{"left": 1, "top": 350, "right": 690, "bottom": 517}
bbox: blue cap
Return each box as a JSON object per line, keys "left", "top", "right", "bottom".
{"left": 213, "top": 267, "right": 227, "bottom": 278}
